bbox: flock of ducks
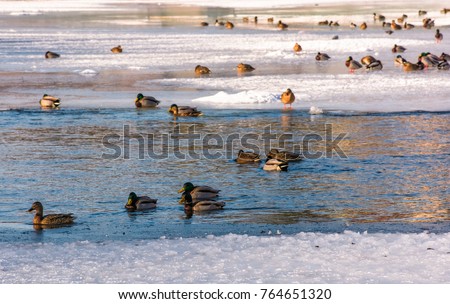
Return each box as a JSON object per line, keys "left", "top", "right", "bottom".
{"left": 30, "top": 7, "right": 450, "bottom": 228}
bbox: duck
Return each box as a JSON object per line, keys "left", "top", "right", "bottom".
{"left": 441, "top": 8, "right": 450, "bottom": 14}
{"left": 236, "top": 149, "right": 261, "bottom": 164}
{"left": 318, "top": 20, "right": 329, "bottom": 26}
{"left": 437, "top": 59, "right": 450, "bottom": 70}
{"left": 254, "top": 16, "right": 258, "bottom": 24}
{"left": 182, "top": 191, "right": 225, "bottom": 212}
{"left": 373, "top": 13, "right": 386, "bottom": 21}
{"left": 200, "top": 21, "right": 209, "bottom": 26}
{"left": 267, "top": 149, "right": 302, "bottom": 161}
{"left": 237, "top": 62, "right": 255, "bottom": 73}
{"left": 39, "top": 94, "right": 60, "bottom": 108}
{"left": 401, "top": 58, "right": 423, "bottom": 72}
{"left": 263, "top": 158, "right": 288, "bottom": 171}
{"left": 391, "top": 20, "right": 402, "bottom": 30}
{"left": 345, "top": 56, "right": 363, "bottom": 72}
{"left": 135, "top": 93, "right": 160, "bottom": 108}
{"left": 178, "top": 182, "right": 220, "bottom": 202}
{"left": 350, "top": 22, "right": 357, "bottom": 29}
{"left": 329, "top": 21, "right": 340, "bottom": 27}
{"left": 242, "top": 17, "right": 249, "bottom": 23}
{"left": 293, "top": 43, "right": 302, "bottom": 52}
{"left": 281, "top": 88, "right": 295, "bottom": 109}
{"left": 225, "top": 21, "right": 234, "bottom": 29}
{"left": 418, "top": 10, "right": 427, "bottom": 16}
{"left": 277, "top": 20, "right": 288, "bottom": 30}
{"left": 359, "top": 22, "right": 367, "bottom": 30}
{"left": 360, "top": 55, "right": 376, "bottom": 65}
{"left": 404, "top": 22, "right": 415, "bottom": 30}
{"left": 423, "top": 18, "right": 435, "bottom": 29}
{"left": 28, "top": 201, "right": 74, "bottom": 226}
{"left": 215, "top": 19, "right": 224, "bottom": 26}
{"left": 397, "top": 14, "right": 408, "bottom": 23}
{"left": 168, "top": 104, "right": 203, "bottom": 117}
{"left": 440, "top": 52, "right": 450, "bottom": 61}
{"left": 419, "top": 52, "right": 440, "bottom": 67}
{"left": 435, "top": 29, "right": 443, "bottom": 43}
{"left": 382, "top": 22, "right": 391, "bottom": 28}
{"left": 267, "top": 17, "right": 274, "bottom": 23}
{"left": 111, "top": 45, "right": 122, "bottom": 53}
{"left": 195, "top": 65, "right": 211, "bottom": 75}
{"left": 125, "top": 192, "right": 157, "bottom": 210}
{"left": 45, "top": 51, "right": 60, "bottom": 58}
{"left": 366, "top": 60, "right": 383, "bottom": 71}
{"left": 392, "top": 44, "right": 406, "bottom": 53}
{"left": 385, "top": 30, "right": 394, "bottom": 35}
{"left": 315, "top": 52, "right": 330, "bottom": 61}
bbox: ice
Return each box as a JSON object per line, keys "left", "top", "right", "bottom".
{"left": 1, "top": 232, "right": 449, "bottom": 283}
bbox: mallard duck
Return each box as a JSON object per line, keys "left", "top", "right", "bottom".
{"left": 225, "top": 21, "right": 234, "bottom": 29}
{"left": 345, "top": 56, "right": 363, "bottom": 72}
{"left": 178, "top": 182, "right": 220, "bottom": 202}
{"left": 419, "top": 52, "right": 440, "bottom": 67}
{"left": 125, "top": 192, "right": 157, "bottom": 210}
{"left": 254, "top": 16, "right": 258, "bottom": 24}
{"left": 318, "top": 20, "right": 328, "bottom": 26}
{"left": 440, "top": 52, "right": 450, "bottom": 61}
{"left": 392, "top": 44, "right": 406, "bottom": 53}
{"left": 350, "top": 23, "right": 357, "bottom": 29}
{"left": 267, "top": 17, "right": 274, "bottom": 23}
{"left": 329, "top": 21, "right": 339, "bottom": 27}
{"left": 315, "top": 52, "right": 330, "bottom": 61}
{"left": 435, "top": 29, "right": 443, "bottom": 43}
{"left": 404, "top": 22, "right": 415, "bottom": 29}
{"left": 237, "top": 63, "right": 255, "bottom": 73}
{"left": 281, "top": 88, "right": 295, "bottom": 109}
{"left": 418, "top": 10, "right": 427, "bottom": 16}
{"left": 215, "top": 19, "right": 224, "bottom": 26}
{"left": 359, "top": 22, "right": 367, "bottom": 30}
{"left": 242, "top": 17, "right": 249, "bottom": 23}
{"left": 39, "top": 94, "right": 60, "bottom": 108}
{"left": 111, "top": 45, "right": 122, "bottom": 53}
{"left": 182, "top": 192, "right": 225, "bottom": 212}
{"left": 395, "top": 55, "right": 405, "bottom": 65}
{"left": 423, "top": 18, "right": 434, "bottom": 29}
{"left": 437, "top": 59, "right": 450, "bottom": 70}
{"left": 441, "top": 8, "right": 450, "bottom": 14}
{"left": 236, "top": 149, "right": 260, "bottom": 164}
{"left": 28, "top": 201, "right": 74, "bottom": 225}
{"left": 366, "top": 60, "right": 383, "bottom": 71}
{"left": 360, "top": 55, "right": 376, "bottom": 65}
{"left": 373, "top": 13, "right": 386, "bottom": 21}
{"left": 45, "top": 51, "right": 60, "bottom": 58}
{"left": 385, "top": 30, "right": 393, "bottom": 35}
{"left": 195, "top": 65, "right": 211, "bottom": 75}
{"left": 391, "top": 20, "right": 402, "bottom": 30}
{"left": 168, "top": 104, "right": 203, "bottom": 117}
{"left": 397, "top": 14, "right": 408, "bottom": 23}
{"left": 267, "top": 148, "right": 302, "bottom": 161}
{"left": 263, "top": 158, "right": 288, "bottom": 171}
{"left": 277, "top": 20, "right": 288, "bottom": 29}
{"left": 293, "top": 43, "right": 302, "bottom": 52}
{"left": 135, "top": 93, "right": 160, "bottom": 108}
{"left": 382, "top": 22, "right": 391, "bottom": 28}
{"left": 331, "top": 35, "right": 339, "bottom": 40}
{"left": 402, "top": 58, "right": 423, "bottom": 72}
{"left": 200, "top": 21, "right": 209, "bottom": 26}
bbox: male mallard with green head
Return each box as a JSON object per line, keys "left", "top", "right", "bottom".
{"left": 392, "top": 44, "right": 406, "bottom": 53}
{"left": 28, "top": 201, "right": 75, "bottom": 225}
{"left": 168, "top": 104, "right": 203, "bottom": 117}
{"left": 125, "top": 192, "right": 157, "bottom": 210}
{"left": 178, "top": 182, "right": 220, "bottom": 203}
{"left": 315, "top": 52, "right": 330, "bottom": 61}
{"left": 195, "top": 65, "right": 211, "bottom": 75}
{"left": 111, "top": 45, "right": 122, "bottom": 53}
{"left": 345, "top": 56, "right": 363, "bottom": 72}
{"left": 39, "top": 94, "right": 60, "bottom": 108}
{"left": 281, "top": 88, "right": 295, "bottom": 109}
{"left": 45, "top": 51, "right": 60, "bottom": 58}
{"left": 236, "top": 150, "right": 261, "bottom": 164}
{"left": 135, "top": 93, "right": 161, "bottom": 108}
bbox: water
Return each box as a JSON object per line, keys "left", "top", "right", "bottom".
{"left": 0, "top": 1, "right": 449, "bottom": 245}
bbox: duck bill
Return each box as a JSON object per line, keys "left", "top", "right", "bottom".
{"left": 125, "top": 198, "right": 133, "bottom": 207}
{"left": 27, "top": 208, "right": 34, "bottom": 212}
{"left": 177, "top": 187, "right": 185, "bottom": 193}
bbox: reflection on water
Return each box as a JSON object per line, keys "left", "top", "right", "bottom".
{"left": 0, "top": 109, "right": 449, "bottom": 242}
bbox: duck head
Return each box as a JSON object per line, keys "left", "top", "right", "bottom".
{"left": 28, "top": 201, "right": 43, "bottom": 214}
{"left": 125, "top": 192, "right": 138, "bottom": 209}
{"left": 168, "top": 104, "right": 178, "bottom": 114}
{"left": 178, "top": 182, "right": 194, "bottom": 193}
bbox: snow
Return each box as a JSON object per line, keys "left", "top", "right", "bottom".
{"left": 1, "top": 231, "right": 449, "bottom": 283}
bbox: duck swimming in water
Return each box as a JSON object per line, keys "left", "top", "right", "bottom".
{"left": 111, "top": 45, "right": 122, "bottom": 53}
{"left": 134, "top": 93, "right": 161, "bottom": 108}
{"left": 39, "top": 94, "right": 60, "bottom": 108}
{"left": 194, "top": 65, "right": 211, "bottom": 75}
{"left": 27, "top": 201, "right": 75, "bottom": 226}
{"left": 45, "top": 51, "right": 60, "bottom": 58}
{"left": 125, "top": 192, "right": 157, "bottom": 210}
{"left": 236, "top": 150, "right": 261, "bottom": 164}
{"left": 178, "top": 182, "right": 220, "bottom": 203}
{"left": 236, "top": 63, "right": 255, "bottom": 73}
{"left": 168, "top": 104, "right": 203, "bottom": 117}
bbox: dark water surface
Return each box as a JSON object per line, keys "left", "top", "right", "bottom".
{"left": 0, "top": 108, "right": 448, "bottom": 243}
